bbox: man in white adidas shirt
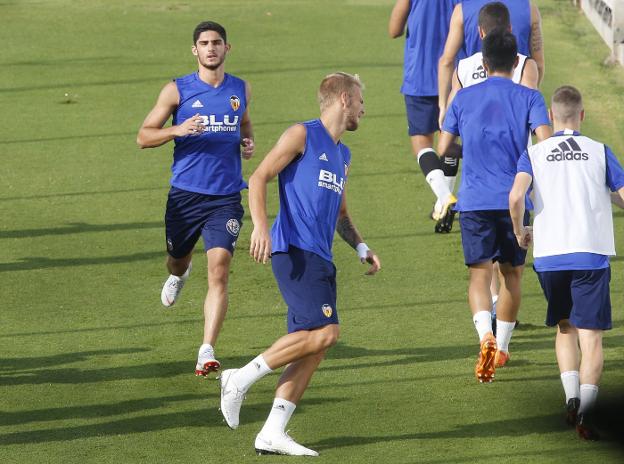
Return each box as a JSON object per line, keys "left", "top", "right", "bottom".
{"left": 510, "top": 85, "right": 624, "bottom": 441}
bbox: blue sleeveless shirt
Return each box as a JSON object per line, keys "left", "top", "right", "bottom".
{"left": 171, "top": 72, "right": 247, "bottom": 195}
{"left": 401, "top": 0, "right": 460, "bottom": 96}
{"left": 271, "top": 120, "right": 352, "bottom": 262}
{"left": 462, "top": 0, "right": 531, "bottom": 57}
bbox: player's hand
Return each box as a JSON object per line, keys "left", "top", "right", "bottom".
{"left": 175, "top": 113, "right": 204, "bottom": 137}
{"left": 241, "top": 138, "right": 255, "bottom": 160}
{"left": 250, "top": 226, "right": 271, "bottom": 264}
{"left": 361, "top": 250, "right": 381, "bottom": 275}
{"left": 515, "top": 226, "right": 533, "bottom": 249}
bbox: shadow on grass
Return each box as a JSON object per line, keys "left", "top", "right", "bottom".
{"left": 0, "top": 355, "right": 253, "bottom": 386}
{"left": 309, "top": 412, "right": 564, "bottom": 450}
{"left": 0, "top": 186, "right": 165, "bottom": 202}
{"left": 0, "top": 348, "right": 149, "bottom": 372}
{"left": 0, "top": 393, "right": 203, "bottom": 426}
{"left": 0, "top": 251, "right": 163, "bottom": 272}
{"left": 0, "top": 397, "right": 345, "bottom": 445}
{"left": 0, "top": 221, "right": 162, "bottom": 239}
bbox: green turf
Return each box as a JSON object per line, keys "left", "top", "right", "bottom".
{"left": 2, "top": 0, "right": 624, "bottom": 462}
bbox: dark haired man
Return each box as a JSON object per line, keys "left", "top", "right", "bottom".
{"left": 389, "top": 0, "right": 460, "bottom": 233}
{"left": 510, "top": 85, "right": 624, "bottom": 440}
{"left": 439, "top": 0, "right": 544, "bottom": 127}
{"left": 137, "top": 21, "right": 254, "bottom": 377}
{"left": 444, "top": 2, "right": 539, "bottom": 333}
{"left": 438, "top": 30, "right": 551, "bottom": 383}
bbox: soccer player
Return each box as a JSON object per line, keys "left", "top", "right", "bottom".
{"left": 437, "top": 30, "right": 551, "bottom": 382}
{"left": 509, "top": 86, "right": 624, "bottom": 440}
{"left": 438, "top": 0, "right": 545, "bottom": 127}
{"left": 219, "top": 72, "right": 381, "bottom": 456}
{"left": 444, "top": 2, "right": 539, "bottom": 330}
{"left": 389, "top": 0, "right": 460, "bottom": 233}
{"left": 136, "top": 21, "right": 254, "bottom": 376}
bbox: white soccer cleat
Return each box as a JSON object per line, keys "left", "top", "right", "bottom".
{"left": 195, "top": 349, "right": 221, "bottom": 376}
{"left": 160, "top": 263, "right": 191, "bottom": 307}
{"left": 254, "top": 430, "right": 319, "bottom": 456}
{"left": 220, "top": 369, "right": 246, "bottom": 429}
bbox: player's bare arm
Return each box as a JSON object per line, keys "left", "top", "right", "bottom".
{"left": 137, "top": 82, "right": 204, "bottom": 148}
{"left": 509, "top": 172, "right": 533, "bottom": 248}
{"left": 248, "top": 124, "right": 307, "bottom": 264}
{"left": 534, "top": 124, "right": 552, "bottom": 142}
{"left": 438, "top": 4, "right": 464, "bottom": 126}
{"left": 612, "top": 189, "right": 624, "bottom": 208}
{"left": 240, "top": 81, "right": 255, "bottom": 160}
{"left": 436, "top": 130, "right": 458, "bottom": 158}
{"left": 337, "top": 193, "right": 381, "bottom": 275}
{"left": 388, "top": 0, "right": 410, "bottom": 38}
{"left": 446, "top": 68, "right": 462, "bottom": 111}
{"left": 529, "top": 2, "right": 545, "bottom": 85}
{"left": 520, "top": 58, "right": 539, "bottom": 89}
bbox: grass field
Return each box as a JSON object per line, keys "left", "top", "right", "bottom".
{"left": 2, "top": 0, "right": 624, "bottom": 462}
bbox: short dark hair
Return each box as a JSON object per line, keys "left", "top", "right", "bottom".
{"left": 482, "top": 29, "right": 517, "bottom": 73}
{"left": 193, "top": 21, "right": 227, "bottom": 44}
{"left": 478, "top": 2, "right": 511, "bottom": 35}
{"left": 552, "top": 86, "right": 583, "bottom": 121}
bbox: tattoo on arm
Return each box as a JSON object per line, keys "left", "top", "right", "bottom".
{"left": 336, "top": 216, "right": 362, "bottom": 249}
{"left": 530, "top": 21, "right": 543, "bottom": 53}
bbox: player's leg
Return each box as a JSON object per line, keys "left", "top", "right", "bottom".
{"left": 490, "top": 262, "right": 500, "bottom": 334}
{"left": 494, "top": 261, "right": 523, "bottom": 366}
{"left": 254, "top": 350, "right": 328, "bottom": 456}
{"left": 161, "top": 187, "right": 203, "bottom": 307}
{"left": 569, "top": 268, "right": 612, "bottom": 440}
{"left": 220, "top": 247, "right": 339, "bottom": 429}
{"left": 195, "top": 197, "right": 243, "bottom": 376}
{"left": 536, "top": 269, "right": 580, "bottom": 425}
{"left": 492, "top": 210, "right": 529, "bottom": 366}
{"left": 459, "top": 211, "right": 498, "bottom": 382}
{"left": 405, "top": 95, "right": 456, "bottom": 230}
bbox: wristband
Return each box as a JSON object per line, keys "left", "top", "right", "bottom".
{"left": 356, "top": 243, "right": 370, "bottom": 260}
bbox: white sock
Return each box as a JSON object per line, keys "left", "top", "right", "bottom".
{"left": 491, "top": 295, "right": 498, "bottom": 315}
{"left": 232, "top": 354, "right": 272, "bottom": 392}
{"left": 425, "top": 169, "right": 453, "bottom": 203}
{"left": 579, "top": 384, "right": 599, "bottom": 414}
{"left": 260, "top": 398, "right": 296, "bottom": 435}
{"left": 181, "top": 262, "right": 192, "bottom": 279}
{"left": 560, "top": 371, "right": 580, "bottom": 402}
{"left": 445, "top": 175, "right": 456, "bottom": 192}
{"left": 198, "top": 343, "right": 214, "bottom": 358}
{"left": 496, "top": 320, "right": 516, "bottom": 353}
{"left": 473, "top": 310, "right": 493, "bottom": 341}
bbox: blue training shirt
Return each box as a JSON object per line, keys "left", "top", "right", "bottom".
{"left": 462, "top": 0, "right": 531, "bottom": 57}
{"left": 171, "top": 72, "right": 247, "bottom": 195}
{"left": 443, "top": 76, "right": 549, "bottom": 211}
{"left": 401, "top": 0, "right": 460, "bottom": 96}
{"left": 271, "top": 119, "right": 352, "bottom": 263}
{"left": 517, "top": 130, "right": 624, "bottom": 271}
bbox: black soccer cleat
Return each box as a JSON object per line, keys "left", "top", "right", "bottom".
{"left": 576, "top": 413, "right": 600, "bottom": 441}
{"left": 434, "top": 208, "right": 457, "bottom": 233}
{"left": 565, "top": 398, "right": 580, "bottom": 427}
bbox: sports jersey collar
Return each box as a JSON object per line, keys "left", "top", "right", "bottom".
{"left": 553, "top": 129, "right": 581, "bottom": 137}
{"left": 194, "top": 72, "right": 229, "bottom": 90}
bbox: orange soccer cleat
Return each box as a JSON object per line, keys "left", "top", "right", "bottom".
{"left": 475, "top": 333, "right": 497, "bottom": 383}
{"left": 494, "top": 350, "right": 510, "bottom": 368}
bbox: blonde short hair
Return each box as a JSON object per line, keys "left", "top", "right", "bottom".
{"left": 318, "top": 72, "right": 363, "bottom": 111}
{"left": 552, "top": 85, "right": 583, "bottom": 121}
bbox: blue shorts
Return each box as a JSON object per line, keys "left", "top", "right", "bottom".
{"left": 459, "top": 210, "right": 529, "bottom": 266}
{"left": 164, "top": 187, "right": 243, "bottom": 258}
{"left": 404, "top": 95, "right": 439, "bottom": 136}
{"left": 536, "top": 267, "right": 612, "bottom": 330}
{"left": 272, "top": 246, "right": 339, "bottom": 333}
